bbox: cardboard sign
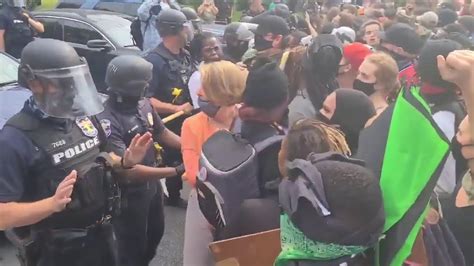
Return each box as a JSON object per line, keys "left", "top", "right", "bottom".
{"left": 209, "top": 229, "right": 281, "bottom": 266}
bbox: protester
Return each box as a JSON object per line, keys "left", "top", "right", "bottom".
{"left": 137, "top": 0, "right": 172, "bottom": 52}
{"left": 288, "top": 34, "right": 342, "bottom": 125}
{"left": 437, "top": 7, "right": 458, "bottom": 27}
{"left": 355, "top": 52, "right": 400, "bottom": 113}
{"left": 436, "top": 49, "right": 474, "bottom": 266}
{"left": 337, "top": 42, "right": 372, "bottom": 89}
{"left": 182, "top": 61, "right": 248, "bottom": 266}
{"left": 418, "top": 40, "right": 466, "bottom": 197}
{"left": 332, "top": 12, "right": 355, "bottom": 29}
{"left": 458, "top": 15, "right": 474, "bottom": 39}
{"left": 222, "top": 22, "right": 254, "bottom": 63}
{"left": 243, "top": 0, "right": 265, "bottom": 17}
{"left": 197, "top": 0, "right": 219, "bottom": 24}
{"left": 276, "top": 120, "right": 384, "bottom": 265}
{"left": 0, "top": 0, "right": 44, "bottom": 58}
{"left": 188, "top": 32, "right": 223, "bottom": 107}
{"left": 252, "top": 15, "right": 290, "bottom": 63}
{"left": 416, "top": 11, "right": 439, "bottom": 30}
{"left": 359, "top": 20, "right": 382, "bottom": 48}
{"left": 317, "top": 89, "right": 376, "bottom": 154}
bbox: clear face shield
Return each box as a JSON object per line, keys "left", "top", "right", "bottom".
{"left": 9, "top": 0, "right": 25, "bottom": 7}
{"left": 32, "top": 64, "right": 104, "bottom": 119}
{"left": 183, "top": 22, "right": 195, "bottom": 43}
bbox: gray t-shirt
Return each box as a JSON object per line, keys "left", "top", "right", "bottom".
{"left": 288, "top": 89, "right": 317, "bottom": 126}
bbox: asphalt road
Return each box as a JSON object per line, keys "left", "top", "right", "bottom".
{"left": 0, "top": 181, "right": 190, "bottom": 266}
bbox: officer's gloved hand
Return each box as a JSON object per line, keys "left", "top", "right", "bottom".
{"left": 175, "top": 164, "right": 185, "bottom": 177}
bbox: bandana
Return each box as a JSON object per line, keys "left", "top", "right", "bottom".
{"left": 274, "top": 214, "right": 368, "bottom": 266}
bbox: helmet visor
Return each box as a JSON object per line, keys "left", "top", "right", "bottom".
{"left": 33, "top": 64, "right": 104, "bottom": 119}
{"left": 12, "top": 0, "right": 25, "bottom": 7}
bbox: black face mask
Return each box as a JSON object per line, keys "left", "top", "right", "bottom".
{"left": 111, "top": 93, "right": 141, "bottom": 111}
{"left": 315, "top": 112, "right": 332, "bottom": 125}
{"left": 198, "top": 97, "right": 220, "bottom": 118}
{"left": 254, "top": 34, "right": 273, "bottom": 51}
{"left": 353, "top": 79, "right": 376, "bottom": 96}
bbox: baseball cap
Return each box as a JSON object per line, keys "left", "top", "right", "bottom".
{"left": 343, "top": 42, "right": 372, "bottom": 71}
{"left": 332, "top": 26, "right": 356, "bottom": 44}
{"left": 255, "top": 15, "right": 290, "bottom": 36}
{"left": 380, "top": 23, "right": 425, "bottom": 54}
{"left": 416, "top": 11, "right": 439, "bottom": 29}
{"left": 224, "top": 22, "right": 254, "bottom": 41}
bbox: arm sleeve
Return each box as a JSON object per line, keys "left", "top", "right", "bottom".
{"left": 181, "top": 119, "right": 200, "bottom": 187}
{"left": 144, "top": 54, "right": 163, "bottom": 99}
{"left": 102, "top": 119, "right": 127, "bottom": 157}
{"left": 0, "top": 128, "right": 33, "bottom": 202}
{"left": 0, "top": 14, "right": 8, "bottom": 30}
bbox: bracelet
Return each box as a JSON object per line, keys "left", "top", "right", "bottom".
{"left": 120, "top": 157, "right": 133, "bottom": 170}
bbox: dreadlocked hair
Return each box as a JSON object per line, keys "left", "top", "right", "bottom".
{"left": 286, "top": 118, "right": 351, "bottom": 161}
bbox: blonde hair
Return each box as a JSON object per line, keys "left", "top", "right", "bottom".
{"left": 200, "top": 61, "right": 248, "bottom": 106}
{"left": 365, "top": 52, "right": 401, "bottom": 98}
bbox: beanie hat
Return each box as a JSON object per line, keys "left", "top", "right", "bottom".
{"left": 437, "top": 8, "right": 458, "bottom": 27}
{"left": 418, "top": 39, "right": 462, "bottom": 91}
{"left": 380, "top": 23, "right": 425, "bottom": 55}
{"left": 458, "top": 15, "right": 474, "bottom": 33}
{"left": 343, "top": 42, "right": 372, "bottom": 71}
{"left": 243, "top": 61, "right": 289, "bottom": 109}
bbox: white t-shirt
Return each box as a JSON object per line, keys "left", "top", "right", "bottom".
{"left": 188, "top": 70, "right": 201, "bottom": 107}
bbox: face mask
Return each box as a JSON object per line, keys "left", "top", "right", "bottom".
{"left": 315, "top": 112, "right": 331, "bottom": 125}
{"left": 353, "top": 79, "right": 376, "bottom": 96}
{"left": 254, "top": 34, "right": 273, "bottom": 51}
{"left": 198, "top": 97, "right": 220, "bottom": 118}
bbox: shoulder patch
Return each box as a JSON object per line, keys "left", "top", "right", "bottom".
{"left": 100, "top": 119, "right": 112, "bottom": 138}
{"left": 75, "top": 117, "right": 98, "bottom": 137}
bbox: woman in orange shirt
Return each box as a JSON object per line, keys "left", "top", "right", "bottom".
{"left": 182, "top": 60, "right": 248, "bottom": 266}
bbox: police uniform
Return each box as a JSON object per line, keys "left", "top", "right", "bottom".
{"left": 0, "top": 98, "right": 118, "bottom": 266}
{"left": 97, "top": 98, "right": 166, "bottom": 266}
{"left": 144, "top": 42, "right": 195, "bottom": 202}
{"left": 0, "top": 5, "right": 35, "bottom": 58}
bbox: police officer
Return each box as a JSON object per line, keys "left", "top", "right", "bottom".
{"left": 0, "top": 0, "right": 44, "bottom": 58}
{"left": 98, "top": 55, "right": 184, "bottom": 266}
{"left": 181, "top": 7, "right": 202, "bottom": 36}
{"left": 144, "top": 8, "right": 195, "bottom": 207}
{"left": 0, "top": 39, "right": 152, "bottom": 266}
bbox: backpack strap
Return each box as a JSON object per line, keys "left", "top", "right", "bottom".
{"left": 253, "top": 134, "right": 284, "bottom": 153}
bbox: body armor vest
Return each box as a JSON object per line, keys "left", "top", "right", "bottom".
{"left": 6, "top": 112, "right": 108, "bottom": 229}
{"left": 151, "top": 44, "right": 195, "bottom": 105}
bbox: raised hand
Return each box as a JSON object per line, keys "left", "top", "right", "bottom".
{"left": 122, "top": 132, "right": 153, "bottom": 168}
{"left": 437, "top": 50, "right": 474, "bottom": 91}
{"left": 51, "top": 170, "right": 77, "bottom": 213}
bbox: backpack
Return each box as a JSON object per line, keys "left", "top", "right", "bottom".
{"left": 195, "top": 129, "right": 284, "bottom": 238}
{"left": 130, "top": 17, "right": 144, "bottom": 50}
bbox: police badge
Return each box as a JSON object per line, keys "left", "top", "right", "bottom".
{"left": 75, "top": 117, "right": 98, "bottom": 137}
{"left": 100, "top": 119, "right": 112, "bottom": 137}
{"left": 147, "top": 113, "right": 154, "bottom": 126}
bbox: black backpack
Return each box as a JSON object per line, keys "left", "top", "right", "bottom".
{"left": 130, "top": 17, "right": 144, "bottom": 50}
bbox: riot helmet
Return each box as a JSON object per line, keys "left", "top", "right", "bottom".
{"left": 106, "top": 55, "right": 153, "bottom": 101}
{"left": 181, "top": 7, "right": 202, "bottom": 34}
{"left": 19, "top": 39, "right": 103, "bottom": 119}
{"left": 4, "top": 0, "right": 25, "bottom": 7}
{"left": 156, "top": 8, "right": 188, "bottom": 37}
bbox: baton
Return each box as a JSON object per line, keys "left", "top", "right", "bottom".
{"left": 162, "top": 108, "right": 201, "bottom": 124}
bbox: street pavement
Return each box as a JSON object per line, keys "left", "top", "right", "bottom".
{"left": 0, "top": 181, "right": 190, "bottom": 266}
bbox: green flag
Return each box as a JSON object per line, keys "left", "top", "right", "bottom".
{"left": 357, "top": 87, "right": 449, "bottom": 266}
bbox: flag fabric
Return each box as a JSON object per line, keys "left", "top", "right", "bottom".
{"left": 356, "top": 87, "right": 450, "bottom": 266}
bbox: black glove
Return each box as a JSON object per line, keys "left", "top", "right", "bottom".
{"left": 174, "top": 163, "right": 185, "bottom": 177}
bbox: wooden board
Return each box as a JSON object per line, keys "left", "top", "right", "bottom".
{"left": 209, "top": 229, "right": 281, "bottom": 266}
